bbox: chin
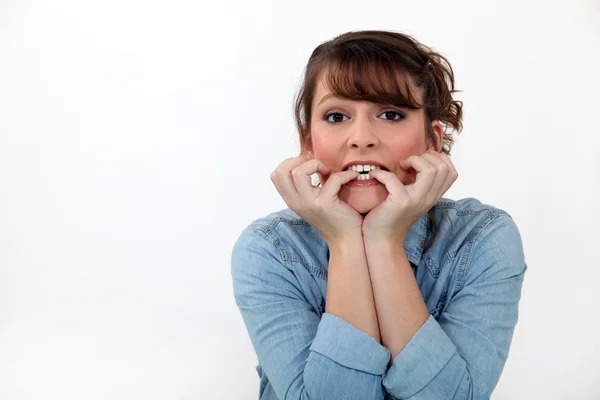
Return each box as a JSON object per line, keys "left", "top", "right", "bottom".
{"left": 340, "top": 185, "right": 389, "bottom": 215}
{"left": 347, "top": 198, "right": 378, "bottom": 214}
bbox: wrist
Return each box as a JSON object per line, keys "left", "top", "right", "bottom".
{"left": 362, "top": 231, "right": 406, "bottom": 246}
{"left": 326, "top": 232, "right": 364, "bottom": 255}
{"left": 363, "top": 235, "right": 407, "bottom": 257}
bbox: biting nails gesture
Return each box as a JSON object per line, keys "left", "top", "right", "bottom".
{"left": 363, "top": 149, "right": 458, "bottom": 243}
{"left": 270, "top": 153, "right": 363, "bottom": 246}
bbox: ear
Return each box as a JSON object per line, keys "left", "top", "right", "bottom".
{"left": 303, "top": 149, "right": 314, "bottom": 160}
{"left": 428, "top": 121, "right": 444, "bottom": 151}
{"left": 300, "top": 127, "right": 315, "bottom": 159}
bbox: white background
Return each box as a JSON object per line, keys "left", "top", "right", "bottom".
{"left": 1, "top": 0, "right": 599, "bottom": 399}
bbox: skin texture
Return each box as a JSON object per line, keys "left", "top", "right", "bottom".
{"left": 270, "top": 70, "right": 459, "bottom": 361}
{"left": 303, "top": 75, "right": 445, "bottom": 215}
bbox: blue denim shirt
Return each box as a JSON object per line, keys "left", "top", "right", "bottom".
{"left": 231, "top": 197, "right": 526, "bottom": 400}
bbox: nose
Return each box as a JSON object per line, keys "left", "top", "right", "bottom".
{"left": 347, "top": 117, "right": 379, "bottom": 150}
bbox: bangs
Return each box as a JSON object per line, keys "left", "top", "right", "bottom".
{"left": 321, "top": 56, "right": 424, "bottom": 109}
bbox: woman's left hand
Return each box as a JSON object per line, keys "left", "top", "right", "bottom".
{"left": 362, "top": 149, "right": 458, "bottom": 243}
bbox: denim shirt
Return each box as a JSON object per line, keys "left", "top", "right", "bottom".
{"left": 231, "top": 197, "right": 527, "bottom": 400}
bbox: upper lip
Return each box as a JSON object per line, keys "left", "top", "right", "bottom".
{"left": 342, "top": 160, "right": 390, "bottom": 171}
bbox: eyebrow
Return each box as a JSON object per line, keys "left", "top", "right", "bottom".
{"left": 317, "top": 93, "right": 344, "bottom": 107}
{"left": 316, "top": 94, "right": 413, "bottom": 111}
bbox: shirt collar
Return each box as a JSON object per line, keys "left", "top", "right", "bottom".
{"left": 403, "top": 212, "right": 430, "bottom": 267}
{"left": 288, "top": 207, "right": 430, "bottom": 267}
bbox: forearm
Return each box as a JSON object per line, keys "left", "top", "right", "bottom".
{"left": 326, "top": 234, "right": 381, "bottom": 343}
{"left": 232, "top": 228, "right": 390, "bottom": 400}
{"left": 363, "top": 238, "right": 429, "bottom": 360}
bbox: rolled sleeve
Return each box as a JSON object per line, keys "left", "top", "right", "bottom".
{"left": 382, "top": 315, "right": 458, "bottom": 397}
{"left": 233, "top": 226, "right": 389, "bottom": 400}
{"left": 310, "top": 312, "right": 391, "bottom": 375}
{"left": 382, "top": 214, "right": 526, "bottom": 399}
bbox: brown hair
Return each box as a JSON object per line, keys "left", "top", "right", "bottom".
{"left": 293, "top": 30, "right": 464, "bottom": 251}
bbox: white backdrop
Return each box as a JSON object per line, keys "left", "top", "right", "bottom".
{"left": 1, "top": 0, "right": 599, "bottom": 399}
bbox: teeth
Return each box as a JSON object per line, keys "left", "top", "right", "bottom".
{"left": 347, "top": 164, "right": 381, "bottom": 172}
{"left": 345, "top": 164, "right": 383, "bottom": 182}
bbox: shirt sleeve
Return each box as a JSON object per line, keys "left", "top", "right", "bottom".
{"left": 382, "top": 214, "right": 527, "bottom": 399}
{"left": 231, "top": 226, "right": 391, "bottom": 400}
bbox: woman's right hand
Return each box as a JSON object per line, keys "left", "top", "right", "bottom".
{"left": 270, "top": 154, "right": 363, "bottom": 245}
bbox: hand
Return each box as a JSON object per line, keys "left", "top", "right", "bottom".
{"left": 362, "top": 149, "right": 458, "bottom": 243}
{"left": 270, "top": 154, "right": 363, "bottom": 246}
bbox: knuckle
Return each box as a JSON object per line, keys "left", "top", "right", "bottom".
{"left": 275, "top": 167, "right": 287, "bottom": 175}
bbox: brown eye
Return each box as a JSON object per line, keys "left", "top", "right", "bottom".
{"left": 378, "top": 111, "right": 405, "bottom": 122}
{"left": 324, "top": 112, "right": 349, "bottom": 124}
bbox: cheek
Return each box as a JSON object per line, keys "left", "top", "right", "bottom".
{"left": 392, "top": 136, "right": 426, "bottom": 184}
{"left": 315, "top": 151, "right": 336, "bottom": 184}
{"left": 314, "top": 151, "right": 336, "bottom": 167}
{"left": 311, "top": 139, "right": 339, "bottom": 185}
{"left": 311, "top": 136, "right": 337, "bottom": 166}
{"left": 394, "top": 133, "right": 427, "bottom": 157}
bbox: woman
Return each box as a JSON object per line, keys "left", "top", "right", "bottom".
{"left": 231, "top": 30, "right": 526, "bottom": 400}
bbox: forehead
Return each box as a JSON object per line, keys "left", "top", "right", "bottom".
{"left": 312, "top": 67, "right": 423, "bottom": 110}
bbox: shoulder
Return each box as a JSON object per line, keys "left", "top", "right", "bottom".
{"left": 237, "top": 208, "right": 310, "bottom": 239}
{"left": 432, "top": 197, "right": 521, "bottom": 244}
{"left": 232, "top": 208, "right": 317, "bottom": 254}
{"left": 436, "top": 196, "right": 508, "bottom": 221}
{"left": 231, "top": 208, "right": 328, "bottom": 275}
{"left": 427, "top": 197, "right": 526, "bottom": 284}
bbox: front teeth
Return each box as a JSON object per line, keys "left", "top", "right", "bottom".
{"left": 346, "top": 165, "right": 381, "bottom": 180}
{"left": 346, "top": 165, "right": 381, "bottom": 172}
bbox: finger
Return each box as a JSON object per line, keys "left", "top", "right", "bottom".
{"left": 422, "top": 151, "right": 458, "bottom": 197}
{"left": 270, "top": 156, "right": 312, "bottom": 204}
{"left": 438, "top": 153, "right": 459, "bottom": 194}
{"left": 366, "top": 169, "right": 407, "bottom": 197}
{"left": 320, "top": 170, "right": 360, "bottom": 200}
{"left": 399, "top": 154, "right": 437, "bottom": 199}
{"left": 292, "top": 159, "right": 332, "bottom": 199}
{"left": 421, "top": 152, "right": 449, "bottom": 199}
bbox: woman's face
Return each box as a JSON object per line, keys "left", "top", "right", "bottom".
{"left": 306, "top": 76, "right": 443, "bottom": 215}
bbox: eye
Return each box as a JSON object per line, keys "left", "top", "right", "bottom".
{"left": 323, "top": 112, "right": 349, "bottom": 124}
{"left": 378, "top": 110, "right": 405, "bottom": 122}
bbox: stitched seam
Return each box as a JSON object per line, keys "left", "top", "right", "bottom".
{"left": 440, "top": 247, "right": 457, "bottom": 268}
{"left": 436, "top": 200, "right": 506, "bottom": 218}
{"left": 249, "top": 219, "right": 328, "bottom": 278}
{"left": 425, "top": 204, "right": 499, "bottom": 278}
{"left": 453, "top": 210, "right": 508, "bottom": 296}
